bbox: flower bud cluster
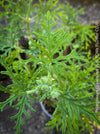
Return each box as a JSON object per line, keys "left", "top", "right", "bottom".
{"left": 35, "top": 75, "right": 60, "bottom": 98}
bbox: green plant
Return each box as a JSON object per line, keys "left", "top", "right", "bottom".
{"left": 0, "top": 0, "right": 100, "bottom": 134}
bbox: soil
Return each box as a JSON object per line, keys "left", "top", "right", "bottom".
{"left": 0, "top": 0, "right": 100, "bottom": 134}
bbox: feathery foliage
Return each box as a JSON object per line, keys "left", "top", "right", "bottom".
{"left": 0, "top": 0, "right": 100, "bottom": 134}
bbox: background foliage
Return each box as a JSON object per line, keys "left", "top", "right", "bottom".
{"left": 0, "top": 0, "right": 100, "bottom": 134}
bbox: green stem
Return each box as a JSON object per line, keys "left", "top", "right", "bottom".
{"left": 26, "top": 19, "right": 31, "bottom": 37}
{"left": 26, "top": 0, "right": 32, "bottom": 37}
{"left": 26, "top": 90, "right": 35, "bottom": 94}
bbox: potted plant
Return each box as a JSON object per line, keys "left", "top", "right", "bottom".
{"left": 0, "top": 0, "right": 100, "bottom": 134}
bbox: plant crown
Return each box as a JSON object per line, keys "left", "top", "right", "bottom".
{"left": 0, "top": 0, "right": 100, "bottom": 134}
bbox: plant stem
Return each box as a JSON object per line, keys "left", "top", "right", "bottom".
{"left": 26, "top": 90, "right": 35, "bottom": 94}
{"left": 26, "top": 0, "right": 32, "bottom": 37}
{"left": 95, "top": 24, "right": 100, "bottom": 112}
{"left": 26, "top": 19, "right": 31, "bottom": 37}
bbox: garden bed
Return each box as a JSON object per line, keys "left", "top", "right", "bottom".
{"left": 0, "top": 0, "right": 100, "bottom": 134}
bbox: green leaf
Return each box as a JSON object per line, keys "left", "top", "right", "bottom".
{"left": 65, "top": 100, "right": 72, "bottom": 120}
{"left": 0, "top": 95, "right": 16, "bottom": 112}
{"left": 26, "top": 101, "right": 35, "bottom": 112}
{"left": 9, "top": 95, "right": 35, "bottom": 134}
